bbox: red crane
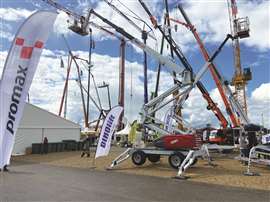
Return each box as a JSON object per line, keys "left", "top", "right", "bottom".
{"left": 170, "top": 5, "right": 239, "bottom": 128}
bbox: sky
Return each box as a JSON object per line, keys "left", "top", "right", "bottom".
{"left": 0, "top": 0, "right": 269, "bottom": 129}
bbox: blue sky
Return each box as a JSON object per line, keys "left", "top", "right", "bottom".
{"left": 0, "top": 0, "right": 269, "bottom": 128}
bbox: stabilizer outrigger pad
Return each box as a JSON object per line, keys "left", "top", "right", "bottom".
{"left": 89, "top": 166, "right": 96, "bottom": 170}
{"left": 172, "top": 175, "right": 190, "bottom": 180}
{"left": 243, "top": 172, "right": 260, "bottom": 176}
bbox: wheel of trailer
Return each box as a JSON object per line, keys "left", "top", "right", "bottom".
{"left": 148, "top": 154, "right": 160, "bottom": 163}
{"left": 168, "top": 152, "right": 185, "bottom": 169}
{"left": 191, "top": 158, "right": 198, "bottom": 166}
{"left": 132, "top": 150, "right": 146, "bottom": 166}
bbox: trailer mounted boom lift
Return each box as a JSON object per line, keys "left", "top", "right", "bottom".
{"left": 42, "top": 0, "right": 238, "bottom": 177}
{"left": 110, "top": 34, "right": 236, "bottom": 177}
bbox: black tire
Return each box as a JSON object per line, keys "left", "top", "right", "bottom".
{"left": 168, "top": 152, "right": 185, "bottom": 169}
{"left": 191, "top": 158, "right": 198, "bottom": 166}
{"left": 148, "top": 154, "right": 160, "bottom": 163}
{"left": 132, "top": 150, "right": 146, "bottom": 166}
{"left": 221, "top": 149, "right": 233, "bottom": 154}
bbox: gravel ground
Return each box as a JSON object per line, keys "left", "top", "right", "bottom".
{"left": 12, "top": 147, "right": 270, "bottom": 191}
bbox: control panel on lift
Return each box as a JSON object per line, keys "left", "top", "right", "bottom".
{"left": 68, "top": 18, "right": 89, "bottom": 36}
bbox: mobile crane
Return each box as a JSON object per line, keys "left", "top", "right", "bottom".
{"left": 107, "top": 33, "right": 236, "bottom": 176}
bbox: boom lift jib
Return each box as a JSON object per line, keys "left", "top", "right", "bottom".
{"left": 42, "top": 0, "right": 128, "bottom": 128}
{"left": 102, "top": 0, "right": 157, "bottom": 105}
{"left": 109, "top": 34, "right": 236, "bottom": 177}
{"left": 41, "top": 0, "right": 90, "bottom": 36}
{"left": 164, "top": 0, "right": 184, "bottom": 130}
{"left": 171, "top": 4, "right": 240, "bottom": 128}
{"left": 88, "top": 9, "right": 234, "bottom": 136}
{"left": 138, "top": 0, "right": 228, "bottom": 129}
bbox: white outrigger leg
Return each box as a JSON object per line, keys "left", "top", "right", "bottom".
{"left": 174, "top": 144, "right": 213, "bottom": 179}
{"left": 107, "top": 148, "right": 133, "bottom": 170}
{"left": 243, "top": 146, "right": 260, "bottom": 176}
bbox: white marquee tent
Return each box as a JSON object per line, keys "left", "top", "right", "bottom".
{"left": 13, "top": 103, "right": 81, "bottom": 155}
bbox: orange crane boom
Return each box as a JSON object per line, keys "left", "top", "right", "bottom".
{"left": 171, "top": 5, "right": 240, "bottom": 128}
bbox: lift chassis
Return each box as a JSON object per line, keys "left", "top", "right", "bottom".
{"left": 108, "top": 145, "right": 212, "bottom": 171}
{"left": 108, "top": 144, "right": 235, "bottom": 178}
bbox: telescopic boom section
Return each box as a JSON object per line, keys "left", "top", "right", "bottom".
{"left": 138, "top": 0, "right": 228, "bottom": 128}
{"left": 102, "top": 0, "right": 156, "bottom": 41}
{"left": 89, "top": 9, "right": 185, "bottom": 76}
{"left": 175, "top": 4, "right": 239, "bottom": 127}
{"left": 42, "top": 0, "right": 82, "bottom": 19}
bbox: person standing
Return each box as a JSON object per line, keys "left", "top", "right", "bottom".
{"left": 81, "top": 135, "right": 91, "bottom": 157}
{"left": 42, "top": 137, "right": 48, "bottom": 154}
{"left": 0, "top": 165, "right": 9, "bottom": 172}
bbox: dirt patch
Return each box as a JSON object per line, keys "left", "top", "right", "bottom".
{"left": 13, "top": 147, "right": 270, "bottom": 191}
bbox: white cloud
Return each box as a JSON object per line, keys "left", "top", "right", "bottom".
{"left": 251, "top": 83, "right": 270, "bottom": 101}
{"left": 0, "top": 30, "right": 13, "bottom": 41}
{"left": 0, "top": 0, "right": 269, "bottom": 129}
{"left": 2, "top": 1, "right": 267, "bottom": 53}
{"left": 0, "top": 7, "right": 74, "bottom": 37}
{"left": 173, "top": 0, "right": 270, "bottom": 51}
{"left": 0, "top": 48, "right": 269, "bottom": 128}
{"left": 85, "top": 0, "right": 270, "bottom": 52}
{"left": 53, "top": 11, "right": 73, "bottom": 36}
{"left": 248, "top": 83, "right": 270, "bottom": 127}
{"left": 0, "top": 7, "right": 34, "bottom": 21}
{"left": 238, "top": 0, "right": 270, "bottom": 51}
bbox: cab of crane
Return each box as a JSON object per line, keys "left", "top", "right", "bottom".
{"left": 235, "top": 17, "right": 250, "bottom": 39}
{"left": 243, "top": 67, "right": 252, "bottom": 81}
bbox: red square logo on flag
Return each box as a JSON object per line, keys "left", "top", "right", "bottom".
{"left": 15, "top": 38, "right": 24, "bottom": 46}
{"left": 20, "top": 47, "right": 33, "bottom": 59}
{"left": 35, "top": 41, "right": 43, "bottom": 49}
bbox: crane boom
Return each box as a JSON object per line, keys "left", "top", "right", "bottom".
{"left": 42, "top": 0, "right": 81, "bottom": 20}
{"left": 138, "top": 0, "right": 229, "bottom": 128}
{"left": 89, "top": 9, "right": 185, "bottom": 76}
{"left": 228, "top": 0, "right": 251, "bottom": 116}
{"left": 41, "top": 0, "right": 185, "bottom": 75}
{"left": 41, "top": 0, "right": 91, "bottom": 35}
{"left": 176, "top": 5, "right": 239, "bottom": 127}
{"left": 42, "top": 0, "right": 233, "bottom": 130}
{"left": 89, "top": 21, "right": 123, "bottom": 40}
{"left": 90, "top": 8, "right": 233, "bottom": 132}
{"left": 102, "top": 0, "right": 156, "bottom": 40}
